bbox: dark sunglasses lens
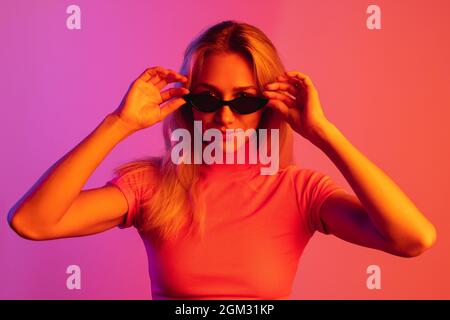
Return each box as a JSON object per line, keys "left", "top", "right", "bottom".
{"left": 232, "top": 97, "right": 268, "bottom": 114}
{"left": 185, "top": 94, "right": 219, "bottom": 113}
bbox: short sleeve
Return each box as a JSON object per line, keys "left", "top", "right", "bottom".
{"left": 106, "top": 167, "right": 154, "bottom": 229}
{"left": 294, "top": 168, "right": 348, "bottom": 235}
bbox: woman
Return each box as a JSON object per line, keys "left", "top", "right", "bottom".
{"left": 8, "top": 20, "right": 436, "bottom": 300}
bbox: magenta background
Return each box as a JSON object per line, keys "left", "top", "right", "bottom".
{"left": 1, "top": 0, "right": 449, "bottom": 299}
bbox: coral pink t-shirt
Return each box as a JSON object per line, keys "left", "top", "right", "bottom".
{"left": 107, "top": 162, "right": 347, "bottom": 300}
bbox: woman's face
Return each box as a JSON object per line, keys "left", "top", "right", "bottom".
{"left": 190, "top": 52, "right": 264, "bottom": 152}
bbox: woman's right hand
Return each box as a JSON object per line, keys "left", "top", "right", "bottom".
{"left": 112, "top": 66, "right": 190, "bottom": 133}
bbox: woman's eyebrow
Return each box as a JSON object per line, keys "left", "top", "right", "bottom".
{"left": 195, "top": 82, "right": 257, "bottom": 92}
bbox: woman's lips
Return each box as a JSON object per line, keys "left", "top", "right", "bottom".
{"left": 203, "top": 126, "right": 237, "bottom": 135}
{"left": 200, "top": 127, "right": 235, "bottom": 143}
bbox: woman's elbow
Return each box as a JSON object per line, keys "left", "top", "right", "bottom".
{"left": 400, "top": 225, "right": 437, "bottom": 258}
{"left": 7, "top": 209, "right": 50, "bottom": 241}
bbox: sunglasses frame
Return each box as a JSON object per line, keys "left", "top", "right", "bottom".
{"left": 182, "top": 93, "right": 269, "bottom": 115}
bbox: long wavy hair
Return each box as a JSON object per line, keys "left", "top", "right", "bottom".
{"left": 112, "top": 20, "right": 294, "bottom": 244}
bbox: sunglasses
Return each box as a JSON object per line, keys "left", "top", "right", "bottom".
{"left": 182, "top": 92, "right": 269, "bottom": 115}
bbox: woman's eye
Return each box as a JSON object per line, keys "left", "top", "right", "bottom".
{"left": 199, "top": 91, "right": 218, "bottom": 98}
{"left": 238, "top": 92, "right": 255, "bottom": 98}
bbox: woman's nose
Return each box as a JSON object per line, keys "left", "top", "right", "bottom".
{"left": 215, "top": 105, "right": 235, "bottom": 126}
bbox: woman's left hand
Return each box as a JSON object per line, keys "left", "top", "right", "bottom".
{"left": 263, "top": 71, "right": 331, "bottom": 142}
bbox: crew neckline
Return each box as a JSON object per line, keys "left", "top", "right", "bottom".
{"left": 199, "top": 160, "right": 262, "bottom": 175}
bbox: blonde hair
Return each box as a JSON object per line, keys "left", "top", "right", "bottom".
{"left": 113, "top": 20, "right": 294, "bottom": 244}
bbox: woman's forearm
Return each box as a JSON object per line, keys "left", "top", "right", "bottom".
{"left": 310, "top": 120, "right": 436, "bottom": 248}
{"left": 10, "top": 113, "right": 135, "bottom": 227}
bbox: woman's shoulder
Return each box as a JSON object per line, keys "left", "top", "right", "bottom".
{"left": 112, "top": 156, "right": 160, "bottom": 177}
{"left": 277, "top": 164, "right": 320, "bottom": 177}
{"left": 109, "top": 156, "right": 161, "bottom": 197}
{"left": 276, "top": 164, "right": 337, "bottom": 188}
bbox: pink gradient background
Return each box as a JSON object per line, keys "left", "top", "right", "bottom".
{"left": 1, "top": 0, "right": 449, "bottom": 299}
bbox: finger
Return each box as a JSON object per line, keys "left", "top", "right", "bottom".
{"left": 277, "top": 74, "right": 305, "bottom": 89}
{"left": 137, "top": 66, "right": 167, "bottom": 83}
{"left": 155, "top": 70, "right": 188, "bottom": 90}
{"left": 164, "top": 69, "right": 188, "bottom": 80}
{"left": 160, "top": 97, "right": 188, "bottom": 120}
{"left": 265, "top": 82, "right": 297, "bottom": 96}
{"left": 285, "top": 71, "right": 315, "bottom": 88}
{"left": 139, "top": 67, "right": 187, "bottom": 87}
{"left": 137, "top": 68, "right": 155, "bottom": 82}
{"left": 160, "top": 87, "right": 190, "bottom": 102}
{"left": 265, "top": 98, "right": 290, "bottom": 118}
{"left": 150, "top": 68, "right": 173, "bottom": 86}
{"left": 263, "top": 90, "right": 295, "bottom": 107}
